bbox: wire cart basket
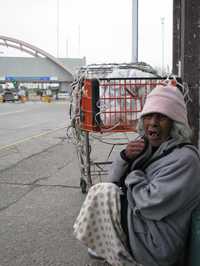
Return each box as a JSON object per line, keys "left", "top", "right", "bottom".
{"left": 67, "top": 64, "right": 181, "bottom": 193}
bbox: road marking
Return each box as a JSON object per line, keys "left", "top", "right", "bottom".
{"left": 18, "top": 122, "right": 40, "bottom": 129}
{"left": 0, "top": 110, "right": 26, "bottom": 116}
{"left": 0, "top": 124, "right": 67, "bottom": 151}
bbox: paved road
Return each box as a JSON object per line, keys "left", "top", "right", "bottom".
{"left": 0, "top": 101, "right": 110, "bottom": 266}
{"left": 0, "top": 101, "right": 68, "bottom": 148}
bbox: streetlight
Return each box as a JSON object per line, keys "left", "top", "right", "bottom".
{"left": 57, "top": 0, "right": 60, "bottom": 58}
{"left": 78, "top": 25, "right": 80, "bottom": 57}
{"left": 132, "top": 0, "right": 138, "bottom": 63}
{"left": 66, "top": 39, "right": 69, "bottom": 58}
{"left": 161, "top": 17, "right": 165, "bottom": 76}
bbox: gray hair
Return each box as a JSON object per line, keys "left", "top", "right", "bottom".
{"left": 137, "top": 119, "right": 193, "bottom": 143}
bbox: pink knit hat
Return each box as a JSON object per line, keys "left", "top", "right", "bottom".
{"left": 140, "top": 85, "right": 189, "bottom": 127}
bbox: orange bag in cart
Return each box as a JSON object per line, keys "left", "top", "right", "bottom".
{"left": 80, "top": 79, "right": 100, "bottom": 132}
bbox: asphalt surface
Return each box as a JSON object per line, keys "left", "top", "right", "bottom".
{"left": 0, "top": 101, "right": 131, "bottom": 266}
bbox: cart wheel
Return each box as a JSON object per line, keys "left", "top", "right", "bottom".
{"left": 80, "top": 178, "right": 87, "bottom": 194}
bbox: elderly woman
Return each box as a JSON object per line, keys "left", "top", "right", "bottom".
{"left": 73, "top": 85, "right": 200, "bottom": 266}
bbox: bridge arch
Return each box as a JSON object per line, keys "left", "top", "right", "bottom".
{"left": 0, "top": 35, "right": 73, "bottom": 81}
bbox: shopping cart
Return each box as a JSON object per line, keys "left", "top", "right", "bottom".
{"left": 67, "top": 66, "right": 179, "bottom": 193}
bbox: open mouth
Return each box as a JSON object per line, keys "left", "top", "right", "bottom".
{"left": 148, "top": 130, "right": 160, "bottom": 138}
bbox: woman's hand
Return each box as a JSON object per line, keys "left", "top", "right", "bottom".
{"left": 125, "top": 139, "right": 145, "bottom": 160}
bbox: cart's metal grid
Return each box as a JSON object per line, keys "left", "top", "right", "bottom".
{"left": 67, "top": 65, "right": 182, "bottom": 193}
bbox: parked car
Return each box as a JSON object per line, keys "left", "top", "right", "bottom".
{"left": 57, "top": 90, "right": 69, "bottom": 99}
{"left": 2, "top": 90, "right": 19, "bottom": 102}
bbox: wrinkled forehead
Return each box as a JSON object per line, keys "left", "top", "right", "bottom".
{"left": 142, "top": 112, "right": 171, "bottom": 120}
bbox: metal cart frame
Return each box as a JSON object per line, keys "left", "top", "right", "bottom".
{"left": 68, "top": 75, "right": 177, "bottom": 193}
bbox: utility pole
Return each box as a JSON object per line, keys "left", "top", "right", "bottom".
{"left": 172, "top": 0, "right": 181, "bottom": 75}
{"left": 78, "top": 25, "right": 80, "bottom": 57}
{"left": 66, "top": 39, "right": 69, "bottom": 58}
{"left": 161, "top": 17, "right": 165, "bottom": 76}
{"left": 173, "top": 0, "right": 200, "bottom": 146}
{"left": 57, "top": 0, "right": 60, "bottom": 58}
{"left": 132, "top": 0, "right": 138, "bottom": 63}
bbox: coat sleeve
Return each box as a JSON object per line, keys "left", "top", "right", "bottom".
{"left": 108, "top": 152, "right": 130, "bottom": 184}
{"left": 125, "top": 148, "right": 200, "bottom": 220}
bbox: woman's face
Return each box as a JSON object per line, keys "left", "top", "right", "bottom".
{"left": 143, "top": 113, "right": 173, "bottom": 147}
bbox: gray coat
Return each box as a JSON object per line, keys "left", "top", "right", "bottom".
{"left": 109, "top": 138, "right": 200, "bottom": 266}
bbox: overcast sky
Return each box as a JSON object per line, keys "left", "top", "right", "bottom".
{"left": 0, "top": 0, "right": 173, "bottom": 70}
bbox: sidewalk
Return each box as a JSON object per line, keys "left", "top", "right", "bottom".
{"left": 0, "top": 129, "right": 129, "bottom": 266}
{"left": 68, "top": 131, "right": 133, "bottom": 265}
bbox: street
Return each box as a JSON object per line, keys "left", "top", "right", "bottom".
{"left": 0, "top": 101, "right": 103, "bottom": 266}
{"left": 0, "top": 102, "right": 67, "bottom": 148}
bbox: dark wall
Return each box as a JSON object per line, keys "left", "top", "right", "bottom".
{"left": 173, "top": 0, "right": 200, "bottom": 146}
{"left": 172, "top": 0, "right": 181, "bottom": 75}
